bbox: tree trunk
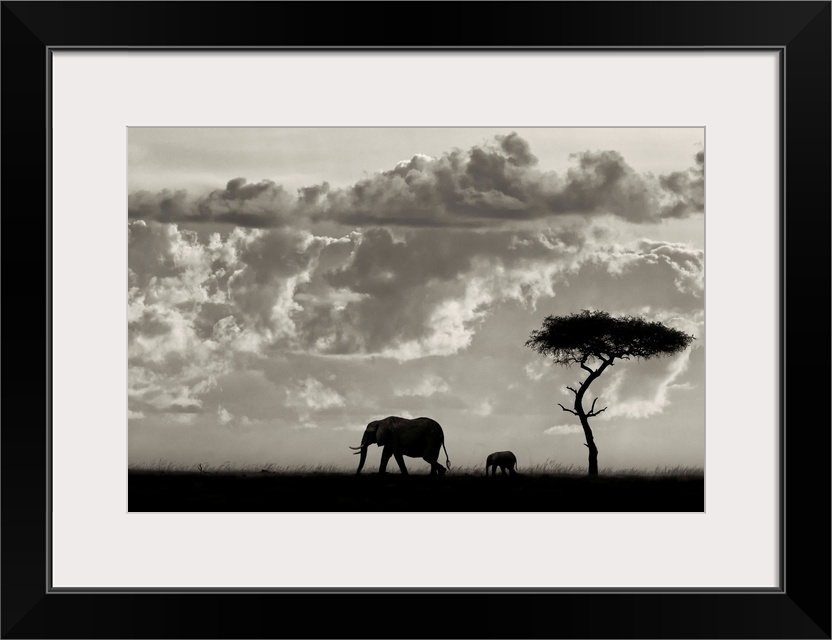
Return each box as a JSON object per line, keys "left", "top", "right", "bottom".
{"left": 579, "top": 416, "right": 599, "bottom": 476}
{"left": 586, "top": 438, "right": 599, "bottom": 476}
{"left": 572, "top": 358, "right": 611, "bottom": 476}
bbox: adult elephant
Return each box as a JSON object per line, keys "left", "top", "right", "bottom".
{"left": 349, "top": 416, "right": 451, "bottom": 475}
{"left": 485, "top": 451, "right": 518, "bottom": 476}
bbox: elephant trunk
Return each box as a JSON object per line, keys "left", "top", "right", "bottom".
{"left": 355, "top": 446, "right": 368, "bottom": 474}
{"left": 352, "top": 429, "right": 375, "bottom": 475}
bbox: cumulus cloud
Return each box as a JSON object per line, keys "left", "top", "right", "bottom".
{"left": 293, "top": 227, "right": 703, "bottom": 362}
{"left": 128, "top": 200, "right": 704, "bottom": 449}
{"left": 127, "top": 221, "right": 331, "bottom": 419}
{"left": 217, "top": 406, "right": 233, "bottom": 425}
{"left": 128, "top": 135, "right": 705, "bottom": 229}
{"left": 128, "top": 211, "right": 705, "bottom": 431}
{"left": 600, "top": 352, "right": 694, "bottom": 419}
{"left": 295, "top": 226, "right": 584, "bottom": 360}
{"left": 551, "top": 239, "right": 704, "bottom": 315}
{"left": 129, "top": 178, "right": 294, "bottom": 228}
{"left": 598, "top": 316, "right": 700, "bottom": 419}
{"left": 659, "top": 150, "right": 704, "bottom": 218}
{"left": 394, "top": 375, "right": 450, "bottom": 398}
{"left": 283, "top": 378, "right": 346, "bottom": 426}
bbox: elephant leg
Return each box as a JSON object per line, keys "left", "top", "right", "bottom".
{"left": 379, "top": 446, "right": 393, "bottom": 474}
{"left": 393, "top": 452, "right": 408, "bottom": 475}
{"left": 426, "top": 459, "right": 446, "bottom": 476}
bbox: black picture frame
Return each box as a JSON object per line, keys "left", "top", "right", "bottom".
{"left": 2, "top": 2, "right": 829, "bottom": 638}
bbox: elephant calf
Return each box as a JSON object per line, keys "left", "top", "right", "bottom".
{"left": 485, "top": 451, "right": 518, "bottom": 476}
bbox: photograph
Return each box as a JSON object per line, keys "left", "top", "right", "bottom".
{"left": 127, "top": 127, "right": 706, "bottom": 512}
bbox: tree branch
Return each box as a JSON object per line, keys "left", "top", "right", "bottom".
{"left": 566, "top": 386, "right": 578, "bottom": 396}
{"left": 580, "top": 357, "right": 595, "bottom": 375}
{"left": 588, "top": 397, "right": 598, "bottom": 414}
{"left": 557, "top": 403, "right": 578, "bottom": 416}
{"left": 585, "top": 396, "right": 608, "bottom": 418}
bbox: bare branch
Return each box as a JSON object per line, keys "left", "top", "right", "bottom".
{"left": 588, "top": 397, "right": 598, "bottom": 414}
{"left": 566, "top": 386, "right": 578, "bottom": 396}
{"left": 580, "top": 360, "right": 595, "bottom": 375}
{"left": 587, "top": 406, "right": 608, "bottom": 418}
{"left": 557, "top": 403, "right": 578, "bottom": 416}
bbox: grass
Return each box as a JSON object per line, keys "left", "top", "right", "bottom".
{"left": 129, "top": 465, "right": 704, "bottom": 512}
{"left": 128, "top": 460, "right": 347, "bottom": 475}
{"left": 128, "top": 458, "right": 703, "bottom": 478}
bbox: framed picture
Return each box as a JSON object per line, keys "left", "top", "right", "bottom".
{"left": 3, "top": 2, "right": 829, "bottom": 638}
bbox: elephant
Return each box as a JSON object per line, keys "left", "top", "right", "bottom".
{"left": 349, "top": 416, "right": 451, "bottom": 475}
{"left": 485, "top": 451, "right": 518, "bottom": 476}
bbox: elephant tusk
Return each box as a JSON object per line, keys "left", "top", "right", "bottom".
{"left": 348, "top": 445, "right": 363, "bottom": 450}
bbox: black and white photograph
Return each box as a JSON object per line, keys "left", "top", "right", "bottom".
{"left": 127, "top": 127, "right": 705, "bottom": 512}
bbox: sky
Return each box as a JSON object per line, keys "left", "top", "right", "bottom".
{"left": 127, "top": 128, "right": 704, "bottom": 472}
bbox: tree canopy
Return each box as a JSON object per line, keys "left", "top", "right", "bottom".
{"left": 525, "top": 309, "right": 696, "bottom": 475}
{"left": 525, "top": 309, "right": 694, "bottom": 367}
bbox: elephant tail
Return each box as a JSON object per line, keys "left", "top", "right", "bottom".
{"left": 442, "top": 442, "right": 451, "bottom": 470}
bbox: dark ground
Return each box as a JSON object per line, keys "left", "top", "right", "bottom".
{"left": 128, "top": 471, "right": 704, "bottom": 512}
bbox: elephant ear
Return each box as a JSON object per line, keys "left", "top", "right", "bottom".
{"left": 376, "top": 420, "right": 391, "bottom": 446}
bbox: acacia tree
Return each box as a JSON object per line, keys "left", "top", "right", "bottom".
{"left": 525, "top": 310, "right": 694, "bottom": 475}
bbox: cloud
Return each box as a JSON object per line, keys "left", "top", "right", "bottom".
{"left": 128, "top": 218, "right": 704, "bottom": 428}
{"left": 217, "top": 406, "right": 233, "bottom": 425}
{"left": 128, "top": 136, "right": 705, "bottom": 229}
{"left": 394, "top": 375, "right": 450, "bottom": 398}
{"left": 294, "top": 226, "right": 704, "bottom": 362}
{"left": 331, "top": 424, "right": 366, "bottom": 432}
{"left": 659, "top": 150, "right": 704, "bottom": 218}
{"left": 321, "top": 141, "right": 702, "bottom": 227}
{"left": 524, "top": 360, "right": 551, "bottom": 381}
{"left": 129, "top": 178, "right": 294, "bottom": 228}
{"left": 128, "top": 221, "right": 330, "bottom": 418}
{"left": 295, "top": 226, "right": 584, "bottom": 360}
{"left": 544, "top": 424, "right": 583, "bottom": 435}
{"left": 286, "top": 378, "right": 346, "bottom": 413}
{"left": 473, "top": 399, "right": 495, "bottom": 417}
{"left": 550, "top": 239, "right": 704, "bottom": 315}
{"left": 601, "top": 342, "right": 696, "bottom": 419}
